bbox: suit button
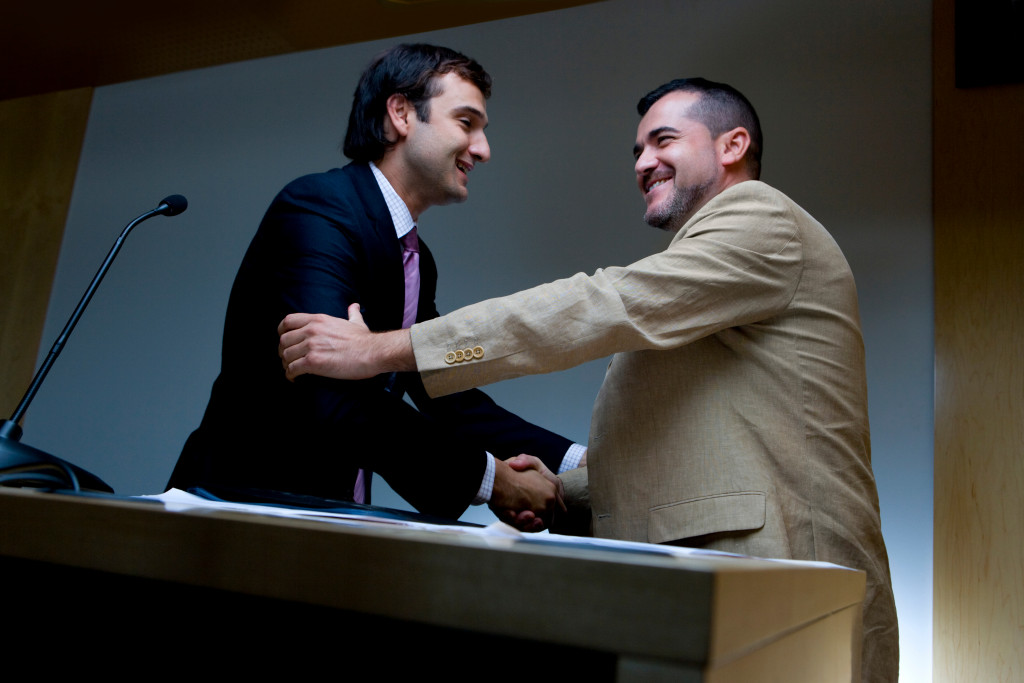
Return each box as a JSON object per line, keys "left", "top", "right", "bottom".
{"left": 463, "top": 348, "right": 474, "bottom": 361}
{"left": 454, "top": 349, "right": 465, "bottom": 362}
{"left": 445, "top": 351, "right": 456, "bottom": 364}
{"left": 472, "top": 346, "right": 484, "bottom": 359}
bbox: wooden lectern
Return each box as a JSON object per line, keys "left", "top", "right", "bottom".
{"left": 0, "top": 488, "right": 863, "bottom": 680}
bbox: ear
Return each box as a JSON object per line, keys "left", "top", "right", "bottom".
{"left": 717, "top": 127, "right": 751, "bottom": 171}
{"left": 384, "top": 93, "right": 412, "bottom": 143}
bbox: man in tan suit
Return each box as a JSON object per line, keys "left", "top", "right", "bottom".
{"left": 278, "top": 78, "right": 898, "bottom": 681}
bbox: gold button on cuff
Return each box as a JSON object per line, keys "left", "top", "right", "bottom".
{"left": 463, "top": 348, "right": 474, "bottom": 361}
{"left": 444, "top": 351, "right": 457, "bottom": 364}
{"left": 472, "top": 346, "right": 484, "bottom": 359}
{"left": 454, "top": 349, "right": 465, "bottom": 362}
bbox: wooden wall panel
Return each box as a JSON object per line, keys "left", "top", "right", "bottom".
{"left": 0, "top": 88, "right": 92, "bottom": 418}
{"left": 934, "top": 0, "right": 1024, "bottom": 679}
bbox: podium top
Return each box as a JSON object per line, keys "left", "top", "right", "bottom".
{"left": 0, "top": 487, "right": 864, "bottom": 668}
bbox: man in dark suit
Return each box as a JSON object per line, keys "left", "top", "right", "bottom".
{"left": 168, "top": 44, "right": 581, "bottom": 521}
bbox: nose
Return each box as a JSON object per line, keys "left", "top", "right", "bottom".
{"left": 634, "top": 145, "right": 656, "bottom": 176}
{"left": 470, "top": 130, "right": 491, "bottom": 163}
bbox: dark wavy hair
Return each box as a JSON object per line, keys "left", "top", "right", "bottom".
{"left": 343, "top": 44, "right": 492, "bottom": 162}
{"left": 637, "top": 78, "right": 763, "bottom": 179}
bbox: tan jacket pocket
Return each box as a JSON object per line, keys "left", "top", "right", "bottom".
{"left": 648, "top": 491, "right": 766, "bottom": 544}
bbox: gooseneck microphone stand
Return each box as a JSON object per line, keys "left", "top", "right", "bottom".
{"left": 0, "top": 195, "right": 188, "bottom": 492}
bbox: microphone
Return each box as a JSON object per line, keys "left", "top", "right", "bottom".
{"left": 0, "top": 195, "right": 189, "bottom": 493}
{"left": 157, "top": 194, "right": 188, "bottom": 216}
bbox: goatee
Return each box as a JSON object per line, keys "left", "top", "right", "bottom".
{"left": 644, "top": 178, "right": 714, "bottom": 232}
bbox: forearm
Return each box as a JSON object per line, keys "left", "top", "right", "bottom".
{"left": 369, "top": 328, "right": 418, "bottom": 373}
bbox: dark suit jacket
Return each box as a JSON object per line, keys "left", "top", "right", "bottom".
{"left": 167, "top": 163, "right": 571, "bottom": 518}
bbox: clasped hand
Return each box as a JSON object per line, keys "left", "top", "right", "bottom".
{"left": 489, "top": 455, "right": 566, "bottom": 533}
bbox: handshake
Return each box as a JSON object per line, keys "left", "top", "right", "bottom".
{"left": 489, "top": 454, "right": 567, "bottom": 533}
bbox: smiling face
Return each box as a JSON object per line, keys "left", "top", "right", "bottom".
{"left": 633, "top": 90, "right": 723, "bottom": 232}
{"left": 385, "top": 71, "right": 490, "bottom": 219}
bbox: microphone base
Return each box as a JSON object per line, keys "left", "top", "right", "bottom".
{"left": 0, "top": 422, "right": 114, "bottom": 493}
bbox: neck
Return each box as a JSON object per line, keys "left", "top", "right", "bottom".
{"left": 718, "top": 163, "right": 755, "bottom": 193}
{"left": 374, "top": 155, "right": 426, "bottom": 220}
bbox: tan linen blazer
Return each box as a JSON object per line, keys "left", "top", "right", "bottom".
{"left": 410, "top": 180, "right": 898, "bottom": 681}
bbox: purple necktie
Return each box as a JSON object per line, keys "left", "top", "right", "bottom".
{"left": 354, "top": 227, "right": 420, "bottom": 504}
{"left": 400, "top": 227, "right": 420, "bottom": 329}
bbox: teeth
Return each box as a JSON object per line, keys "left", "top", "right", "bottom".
{"left": 456, "top": 161, "right": 468, "bottom": 173}
{"left": 646, "top": 178, "right": 669, "bottom": 193}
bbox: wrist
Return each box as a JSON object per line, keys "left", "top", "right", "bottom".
{"left": 490, "top": 457, "right": 517, "bottom": 508}
{"left": 372, "top": 329, "right": 416, "bottom": 373}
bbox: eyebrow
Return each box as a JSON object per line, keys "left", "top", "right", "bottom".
{"left": 633, "top": 125, "right": 680, "bottom": 157}
{"left": 452, "top": 105, "right": 489, "bottom": 128}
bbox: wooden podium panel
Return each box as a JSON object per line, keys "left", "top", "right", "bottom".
{"left": 0, "top": 488, "right": 863, "bottom": 680}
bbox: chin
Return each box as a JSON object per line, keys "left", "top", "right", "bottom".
{"left": 643, "top": 204, "right": 667, "bottom": 225}
{"left": 644, "top": 208, "right": 677, "bottom": 231}
{"left": 441, "top": 191, "right": 468, "bottom": 206}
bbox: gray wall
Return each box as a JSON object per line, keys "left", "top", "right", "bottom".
{"left": 28, "top": 0, "right": 932, "bottom": 678}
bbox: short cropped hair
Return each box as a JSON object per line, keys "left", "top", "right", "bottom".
{"left": 343, "top": 43, "right": 492, "bottom": 162}
{"left": 637, "top": 78, "right": 763, "bottom": 179}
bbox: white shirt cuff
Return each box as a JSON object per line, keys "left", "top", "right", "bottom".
{"left": 472, "top": 453, "right": 497, "bottom": 505}
{"left": 558, "top": 443, "right": 587, "bottom": 473}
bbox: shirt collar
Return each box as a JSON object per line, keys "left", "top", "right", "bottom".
{"left": 369, "top": 162, "right": 416, "bottom": 240}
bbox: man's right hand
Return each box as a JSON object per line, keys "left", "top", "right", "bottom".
{"left": 278, "top": 304, "right": 415, "bottom": 381}
{"left": 489, "top": 455, "right": 566, "bottom": 532}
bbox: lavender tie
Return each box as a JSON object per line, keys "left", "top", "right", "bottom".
{"left": 400, "top": 227, "right": 420, "bottom": 329}
{"left": 354, "top": 227, "right": 420, "bottom": 504}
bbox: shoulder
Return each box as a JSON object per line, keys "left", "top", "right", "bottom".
{"left": 708, "top": 181, "right": 824, "bottom": 229}
{"left": 268, "top": 164, "right": 388, "bottom": 225}
{"left": 668, "top": 180, "right": 811, "bottom": 260}
{"left": 677, "top": 180, "right": 793, "bottom": 234}
{"left": 700, "top": 180, "right": 795, "bottom": 221}
{"left": 681, "top": 180, "right": 825, "bottom": 236}
{"left": 276, "top": 165, "right": 372, "bottom": 205}
{"left": 716, "top": 181, "right": 832, "bottom": 244}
